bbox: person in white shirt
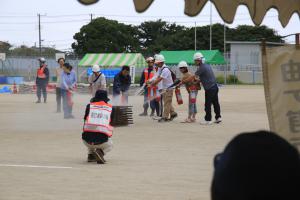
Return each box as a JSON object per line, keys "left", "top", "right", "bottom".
{"left": 150, "top": 54, "right": 178, "bottom": 123}
{"left": 88, "top": 65, "right": 107, "bottom": 97}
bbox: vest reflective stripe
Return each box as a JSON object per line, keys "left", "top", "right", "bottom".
{"left": 144, "top": 68, "right": 155, "bottom": 83}
{"left": 144, "top": 68, "right": 157, "bottom": 98}
{"left": 83, "top": 102, "right": 113, "bottom": 137}
{"left": 37, "top": 65, "right": 46, "bottom": 79}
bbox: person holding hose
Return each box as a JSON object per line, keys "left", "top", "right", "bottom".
{"left": 186, "top": 53, "right": 222, "bottom": 125}
{"left": 61, "top": 63, "right": 77, "bottom": 119}
{"left": 139, "top": 57, "right": 160, "bottom": 117}
{"left": 177, "top": 61, "right": 201, "bottom": 123}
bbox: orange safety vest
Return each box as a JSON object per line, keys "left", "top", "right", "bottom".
{"left": 83, "top": 101, "right": 113, "bottom": 137}
{"left": 37, "top": 65, "right": 46, "bottom": 79}
{"left": 144, "top": 68, "right": 157, "bottom": 98}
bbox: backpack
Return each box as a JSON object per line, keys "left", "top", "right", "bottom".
{"left": 160, "top": 67, "right": 177, "bottom": 82}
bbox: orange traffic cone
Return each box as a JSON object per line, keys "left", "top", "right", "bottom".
{"left": 13, "top": 82, "right": 18, "bottom": 94}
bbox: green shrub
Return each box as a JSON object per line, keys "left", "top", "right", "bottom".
{"left": 216, "top": 75, "right": 225, "bottom": 84}
{"left": 216, "top": 75, "right": 242, "bottom": 84}
{"left": 134, "top": 76, "right": 141, "bottom": 84}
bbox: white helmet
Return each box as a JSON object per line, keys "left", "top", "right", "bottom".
{"left": 92, "top": 64, "right": 100, "bottom": 72}
{"left": 154, "top": 54, "right": 165, "bottom": 64}
{"left": 178, "top": 61, "right": 188, "bottom": 68}
{"left": 38, "top": 57, "right": 46, "bottom": 63}
{"left": 146, "top": 57, "right": 154, "bottom": 62}
{"left": 193, "top": 52, "right": 204, "bottom": 61}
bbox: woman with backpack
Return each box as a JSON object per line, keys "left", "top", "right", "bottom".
{"left": 88, "top": 65, "right": 107, "bottom": 97}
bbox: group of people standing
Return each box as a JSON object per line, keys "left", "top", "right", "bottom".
{"left": 140, "top": 52, "right": 222, "bottom": 125}
{"left": 36, "top": 57, "right": 76, "bottom": 119}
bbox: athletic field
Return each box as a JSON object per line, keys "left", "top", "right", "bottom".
{"left": 0, "top": 85, "right": 268, "bottom": 200}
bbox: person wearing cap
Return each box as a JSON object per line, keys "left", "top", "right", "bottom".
{"left": 139, "top": 57, "right": 160, "bottom": 117}
{"left": 113, "top": 66, "right": 131, "bottom": 105}
{"left": 88, "top": 64, "right": 107, "bottom": 97}
{"left": 211, "top": 130, "right": 300, "bottom": 200}
{"left": 178, "top": 61, "right": 201, "bottom": 123}
{"left": 60, "top": 63, "right": 77, "bottom": 119}
{"left": 150, "top": 54, "right": 177, "bottom": 123}
{"left": 191, "top": 52, "right": 221, "bottom": 125}
{"left": 82, "top": 90, "right": 113, "bottom": 164}
{"left": 55, "top": 57, "right": 65, "bottom": 112}
{"left": 36, "top": 57, "right": 49, "bottom": 103}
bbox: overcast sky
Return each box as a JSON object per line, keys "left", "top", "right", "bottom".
{"left": 0, "top": 0, "right": 299, "bottom": 51}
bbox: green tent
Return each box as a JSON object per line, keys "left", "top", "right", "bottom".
{"left": 160, "top": 50, "right": 226, "bottom": 65}
{"left": 79, "top": 53, "right": 147, "bottom": 68}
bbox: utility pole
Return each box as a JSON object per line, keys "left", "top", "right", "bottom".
{"left": 38, "top": 13, "right": 42, "bottom": 57}
{"left": 209, "top": 0, "right": 212, "bottom": 50}
{"left": 90, "top": 13, "right": 93, "bottom": 22}
{"left": 194, "top": 22, "right": 197, "bottom": 51}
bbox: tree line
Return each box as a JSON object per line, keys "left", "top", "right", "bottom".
{"left": 72, "top": 17, "right": 284, "bottom": 56}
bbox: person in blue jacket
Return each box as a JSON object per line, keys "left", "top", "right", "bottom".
{"left": 112, "top": 66, "right": 131, "bottom": 105}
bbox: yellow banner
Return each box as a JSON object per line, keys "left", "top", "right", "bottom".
{"left": 262, "top": 45, "right": 300, "bottom": 148}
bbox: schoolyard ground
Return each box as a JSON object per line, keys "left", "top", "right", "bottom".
{"left": 0, "top": 85, "right": 268, "bottom": 200}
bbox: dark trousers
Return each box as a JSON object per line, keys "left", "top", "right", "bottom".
{"left": 36, "top": 81, "right": 47, "bottom": 102}
{"left": 204, "top": 85, "right": 221, "bottom": 121}
{"left": 61, "top": 89, "right": 73, "bottom": 118}
{"left": 56, "top": 87, "right": 63, "bottom": 112}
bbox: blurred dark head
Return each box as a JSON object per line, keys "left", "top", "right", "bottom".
{"left": 121, "top": 66, "right": 130, "bottom": 76}
{"left": 63, "top": 63, "right": 73, "bottom": 72}
{"left": 211, "top": 130, "right": 300, "bottom": 200}
{"left": 91, "top": 90, "right": 110, "bottom": 103}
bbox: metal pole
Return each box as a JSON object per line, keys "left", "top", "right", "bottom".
{"left": 224, "top": 23, "right": 227, "bottom": 85}
{"left": 194, "top": 22, "right": 197, "bottom": 51}
{"left": 38, "top": 14, "right": 42, "bottom": 57}
{"left": 90, "top": 13, "right": 93, "bottom": 22}
{"left": 209, "top": 0, "right": 212, "bottom": 50}
{"left": 296, "top": 33, "right": 300, "bottom": 49}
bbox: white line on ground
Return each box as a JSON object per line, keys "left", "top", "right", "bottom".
{"left": 0, "top": 164, "right": 74, "bottom": 169}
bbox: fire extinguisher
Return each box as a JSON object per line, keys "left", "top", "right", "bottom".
{"left": 189, "top": 85, "right": 197, "bottom": 104}
{"left": 175, "top": 88, "right": 183, "bottom": 105}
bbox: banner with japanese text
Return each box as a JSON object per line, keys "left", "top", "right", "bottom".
{"left": 262, "top": 45, "right": 300, "bottom": 149}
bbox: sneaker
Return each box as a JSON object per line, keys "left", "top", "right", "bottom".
{"left": 152, "top": 116, "right": 161, "bottom": 120}
{"left": 200, "top": 120, "right": 213, "bottom": 125}
{"left": 150, "top": 111, "right": 155, "bottom": 117}
{"left": 87, "top": 153, "right": 97, "bottom": 162}
{"left": 36, "top": 100, "right": 41, "bottom": 103}
{"left": 158, "top": 118, "right": 170, "bottom": 123}
{"left": 170, "top": 113, "right": 178, "bottom": 121}
{"left": 214, "top": 117, "right": 222, "bottom": 124}
{"left": 94, "top": 149, "right": 105, "bottom": 164}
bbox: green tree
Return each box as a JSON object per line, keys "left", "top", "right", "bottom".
{"left": 229, "top": 25, "right": 284, "bottom": 43}
{"left": 137, "top": 20, "right": 186, "bottom": 55}
{"left": 72, "top": 17, "right": 140, "bottom": 56}
{"left": 0, "top": 41, "right": 12, "bottom": 53}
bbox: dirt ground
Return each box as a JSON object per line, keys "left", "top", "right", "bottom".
{"left": 0, "top": 85, "right": 268, "bottom": 200}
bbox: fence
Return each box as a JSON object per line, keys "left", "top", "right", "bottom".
{"left": 0, "top": 55, "right": 263, "bottom": 85}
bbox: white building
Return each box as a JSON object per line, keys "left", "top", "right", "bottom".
{"left": 227, "top": 41, "right": 283, "bottom": 71}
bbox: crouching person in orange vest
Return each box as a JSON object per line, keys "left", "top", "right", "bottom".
{"left": 82, "top": 90, "right": 113, "bottom": 164}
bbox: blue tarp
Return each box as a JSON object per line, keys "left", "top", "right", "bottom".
{"left": 0, "top": 86, "right": 12, "bottom": 93}
{"left": 87, "top": 68, "right": 121, "bottom": 79}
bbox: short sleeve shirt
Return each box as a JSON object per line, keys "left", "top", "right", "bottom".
{"left": 195, "top": 64, "right": 216, "bottom": 90}
{"left": 157, "top": 65, "right": 174, "bottom": 89}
